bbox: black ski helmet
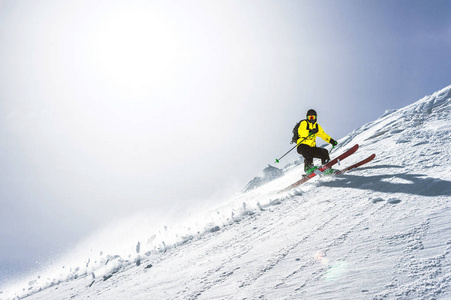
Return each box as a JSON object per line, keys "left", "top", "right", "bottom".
{"left": 306, "top": 109, "right": 317, "bottom": 123}
{"left": 306, "top": 109, "right": 317, "bottom": 117}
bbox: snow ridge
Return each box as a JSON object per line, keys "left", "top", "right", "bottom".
{"left": 1, "top": 85, "right": 451, "bottom": 300}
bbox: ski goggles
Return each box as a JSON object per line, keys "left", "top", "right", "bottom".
{"left": 307, "top": 115, "right": 316, "bottom": 121}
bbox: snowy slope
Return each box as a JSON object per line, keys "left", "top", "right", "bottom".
{"left": 2, "top": 85, "right": 451, "bottom": 299}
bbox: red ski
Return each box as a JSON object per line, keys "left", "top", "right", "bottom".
{"left": 281, "top": 144, "right": 359, "bottom": 192}
{"left": 332, "top": 153, "right": 376, "bottom": 175}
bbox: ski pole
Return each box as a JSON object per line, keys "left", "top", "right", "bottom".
{"left": 275, "top": 134, "right": 312, "bottom": 163}
{"left": 275, "top": 144, "right": 297, "bottom": 164}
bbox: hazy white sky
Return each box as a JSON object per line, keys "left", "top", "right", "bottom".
{"left": 1, "top": 0, "right": 450, "bottom": 281}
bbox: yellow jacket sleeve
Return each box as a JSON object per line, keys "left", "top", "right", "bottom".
{"left": 316, "top": 123, "right": 332, "bottom": 144}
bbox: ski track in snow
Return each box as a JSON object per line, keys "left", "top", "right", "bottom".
{"left": 1, "top": 86, "right": 451, "bottom": 299}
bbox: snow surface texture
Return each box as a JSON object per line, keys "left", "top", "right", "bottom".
{"left": 2, "top": 85, "right": 451, "bottom": 299}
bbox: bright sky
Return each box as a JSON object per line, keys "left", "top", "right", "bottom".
{"left": 1, "top": 0, "right": 450, "bottom": 282}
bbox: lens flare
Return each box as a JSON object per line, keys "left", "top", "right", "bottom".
{"left": 314, "top": 251, "right": 329, "bottom": 265}
{"left": 314, "top": 252, "right": 348, "bottom": 281}
{"left": 324, "top": 261, "right": 348, "bottom": 281}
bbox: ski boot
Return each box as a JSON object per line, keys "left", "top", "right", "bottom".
{"left": 305, "top": 166, "right": 337, "bottom": 176}
{"left": 305, "top": 165, "right": 318, "bottom": 175}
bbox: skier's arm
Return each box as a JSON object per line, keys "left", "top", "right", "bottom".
{"left": 316, "top": 124, "right": 332, "bottom": 143}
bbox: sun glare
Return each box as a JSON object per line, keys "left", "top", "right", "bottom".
{"left": 88, "top": 5, "right": 182, "bottom": 99}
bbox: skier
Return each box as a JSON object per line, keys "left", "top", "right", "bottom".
{"left": 296, "top": 109, "right": 338, "bottom": 173}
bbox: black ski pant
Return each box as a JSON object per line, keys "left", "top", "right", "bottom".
{"left": 297, "top": 144, "right": 330, "bottom": 172}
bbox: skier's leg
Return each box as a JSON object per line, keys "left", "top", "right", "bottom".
{"left": 304, "top": 157, "right": 314, "bottom": 172}
{"left": 319, "top": 148, "right": 330, "bottom": 165}
{"left": 297, "top": 144, "right": 314, "bottom": 172}
{"left": 309, "top": 147, "right": 330, "bottom": 165}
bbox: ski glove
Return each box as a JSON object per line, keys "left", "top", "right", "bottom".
{"left": 309, "top": 128, "right": 319, "bottom": 135}
{"left": 330, "top": 138, "right": 338, "bottom": 146}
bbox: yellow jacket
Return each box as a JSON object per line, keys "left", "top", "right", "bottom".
{"left": 297, "top": 120, "right": 332, "bottom": 147}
